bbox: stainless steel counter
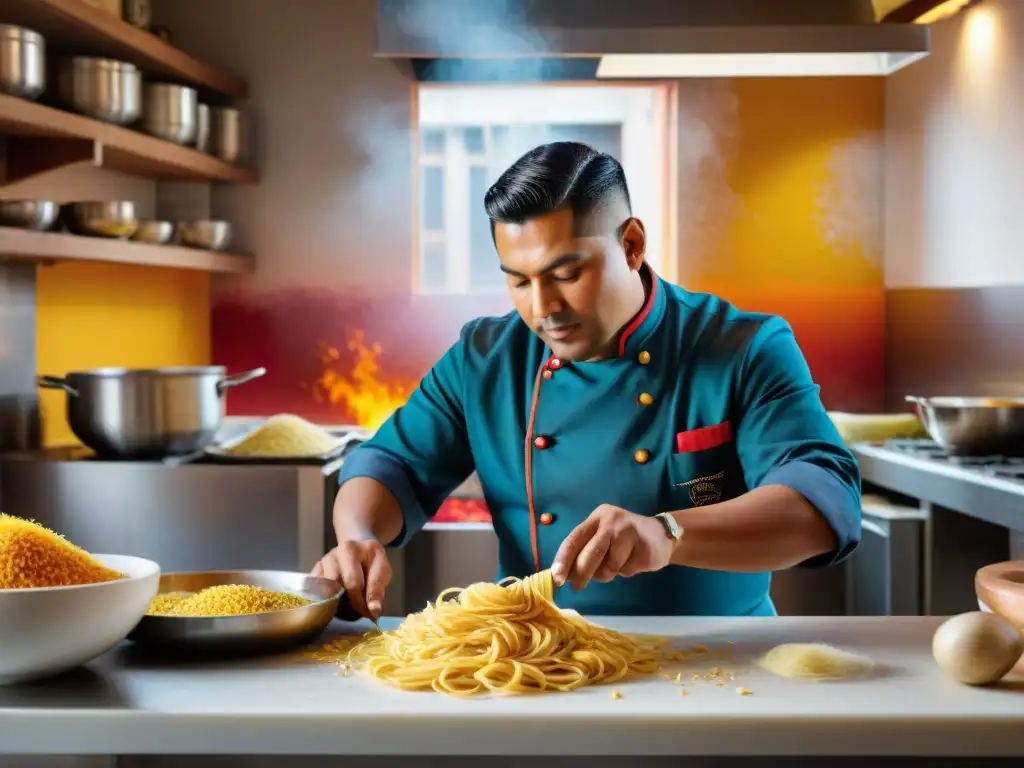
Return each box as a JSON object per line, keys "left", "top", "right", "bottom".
{"left": 0, "top": 451, "right": 336, "bottom": 577}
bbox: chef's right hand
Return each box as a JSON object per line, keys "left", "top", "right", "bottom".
{"left": 312, "top": 538, "right": 391, "bottom": 619}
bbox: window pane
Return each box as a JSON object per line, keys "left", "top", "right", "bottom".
{"left": 421, "top": 129, "right": 445, "bottom": 156}
{"left": 462, "top": 126, "right": 486, "bottom": 155}
{"left": 422, "top": 241, "right": 447, "bottom": 293}
{"left": 422, "top": 166, "right": 444, "bottom": 231}
{"left": 469, "top": 166, "right": 503, "bottom": 292}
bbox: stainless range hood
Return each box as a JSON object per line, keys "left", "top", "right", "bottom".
{"left": 376, "top": 0, "right": 930, "bottom": 81}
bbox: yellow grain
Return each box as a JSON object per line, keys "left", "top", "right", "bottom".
{"left": 225, "top": 415, "right": 343, "bottom": 458}
{"left": 0, "top": 514, "right": 124, "bottom": 589}
{"left": 147, "top": 584, "right": 311, "bottom": 617}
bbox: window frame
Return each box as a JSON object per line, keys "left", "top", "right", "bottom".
{"left": 411, "top": 81, "right": 679, "bottom": 295}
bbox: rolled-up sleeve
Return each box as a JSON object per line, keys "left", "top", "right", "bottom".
{"left": 733, "top": 316, "right": 862, "bottom": 567}
{"left": 337, "top": 324, "right": 476, "bottom": 548}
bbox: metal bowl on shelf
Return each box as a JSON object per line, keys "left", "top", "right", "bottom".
{"left": 61, "top": 201, "right": 138, "bottom": 239}
{"left": 58, "top": 56, "right": 142, "bottom": 126}
{"left": 126, "top": 570, "right": 344, "bottom": 655}
{"left": 0, "top": 200, "right": 58, "bottom": 230}
{"left": 142, "top": 83, "right": 198, "bottom": 145}
{"left": 132, "top": 220, "right": 175, "bottom": 245}
{"left": 0, "top": 24, "right": 46, "bottom": 101}
{"left": 179, "top": 220, "right": 232, "bottom": 251}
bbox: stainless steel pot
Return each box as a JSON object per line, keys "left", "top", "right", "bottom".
{"left": 38, "top": 366, "right": 266, "bottom": 459}
{"left": 212, "top": 106, "right": 242, "bottom": 163}
{"left": 58, "top": 57, "right": 142, "bottom": 125}
{"left": 905, "top": 396, "right": 1024, "bottom": 456}
{"left": 143, "top": 83, "right": 198, "bottom": 145}
{"left": 0, "top": 24, "right": 45, "bottom": 101}
{"left": 195, "top": 103, "right": 211, "bottom": 152}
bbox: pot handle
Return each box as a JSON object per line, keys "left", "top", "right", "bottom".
{"left": 37, "top": 375, "right": 79, "bottom": 397}
{"left": 217, "top": 367, "right": 266, "bottom": 394}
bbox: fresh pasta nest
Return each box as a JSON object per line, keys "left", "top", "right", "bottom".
{"left": 312, "top": 570, "right": 665, "bottom": 696}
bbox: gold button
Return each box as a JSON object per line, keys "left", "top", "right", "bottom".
{"left": 634, "top": 449, "right": 650, "bottom": 464}
{"left": 542, "top": 369, "right": 553, "bottom": 380}
{"left": 638, "top": 392, "right": 653, "bottom": 406}
{"left": 638, "top": 350, "right": 651, "bottom": 365}
{"left": 539, "top": 512, "right": 554, "bottom": 525}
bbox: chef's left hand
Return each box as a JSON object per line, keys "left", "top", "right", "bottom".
{"left": 550, "top": 505, "right": 674, "bottom": 591}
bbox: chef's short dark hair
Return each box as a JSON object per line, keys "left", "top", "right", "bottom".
{"left": 484, "top": 142, "right": 632, "bottom": 237}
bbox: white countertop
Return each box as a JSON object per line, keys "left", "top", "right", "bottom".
{"left": 0, "top": 616, "right": 1022, "bottom": 757}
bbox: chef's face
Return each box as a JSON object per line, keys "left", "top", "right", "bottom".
{"left": 494, "top": 206, "right": 646, "bottom": 362}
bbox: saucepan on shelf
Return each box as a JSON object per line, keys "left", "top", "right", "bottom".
{"left": 57, "top": 56, "right": 142, "bottom": 126}
{"left": 37, "top": 366, "right": 266, "bottom": 459}
{"left": 0, "top": 24, "right": 46, "bottom": 101}
{"left": 905, "top": 395, "right": 1024, "bottom": 456}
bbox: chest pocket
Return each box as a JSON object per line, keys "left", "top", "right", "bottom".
{"left": 666, "top": 421, "right": 747, "bottom": 510}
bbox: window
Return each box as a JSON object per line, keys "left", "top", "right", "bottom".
{"left": 414, "top": 85, "right": 674, "bottom": 295}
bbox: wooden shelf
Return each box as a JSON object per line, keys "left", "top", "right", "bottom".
{"left": 0, "top": 93, "right": 258, "bottom": 184}
{"left": 0, "top": 0, "right": 247, "bottom": 98}
{"left": 0, "top": 226, "right": 255, "bottom": 274}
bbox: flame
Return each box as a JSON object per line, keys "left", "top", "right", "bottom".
{"left": 313, "top": 330, "right": 413, "bottom": 431}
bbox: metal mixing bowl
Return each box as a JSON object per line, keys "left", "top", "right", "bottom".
{"left": 906, "top": 395, "right": 1024, "bottom": 455}
{"left": 58, "top": 56, "right": 141, "bottom": 125}
{"left": 142, "top": 83, "right": 198, "bottom": 145}
{"left": 126, "top": 570, "right": 344, "bottom": 655}
{"left": 179, "top": 220, "right": 232, "bottom": 251}
{"left": 0, "top": 24, "right": 45, "bottom": 101}
{"left": 132, "top": 220, "right": 174, "bottom": 245}
{"left": 0, "top": 200, "right": 58, "bottom": 230}
{"left": 61, "top": 201, "right": 138, "bottom": 239}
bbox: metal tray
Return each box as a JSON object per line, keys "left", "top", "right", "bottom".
{"left": 127, "top": 569, "right": 344, "bottom": 656}
{"left": 200, "top": 426, "right": 368, "bottom": 465}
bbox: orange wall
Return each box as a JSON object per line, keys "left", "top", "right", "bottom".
{"left": 675, "top": 77, "right": 885, "bottom": 412}
{"left": 36, "top": 263, "right": 211, "bottom": 447}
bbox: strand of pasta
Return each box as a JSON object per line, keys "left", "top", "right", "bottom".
{"left": 313, "top": 570, "right": 665, "bottom": 696}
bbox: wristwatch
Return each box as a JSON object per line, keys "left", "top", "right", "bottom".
{"left": 654, "top": 512, "right": 684, "bottom": 542}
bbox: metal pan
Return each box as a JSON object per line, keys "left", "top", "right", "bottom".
{"left": 905, "top": 396, "right": 1024, "bottom": 456}
{"left": 127, "top": 570, "right": 343, "bottom": 656}
{"left": 201, "top": 427, "right": 367, "bottom": 465}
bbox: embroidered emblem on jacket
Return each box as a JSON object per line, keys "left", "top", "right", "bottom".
{"left": 676, "top": 471, "right": 724, "bottom": 506}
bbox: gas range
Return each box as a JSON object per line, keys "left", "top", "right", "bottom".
{"left": 882, "top": 438, "right": 1024, "bottom": 485}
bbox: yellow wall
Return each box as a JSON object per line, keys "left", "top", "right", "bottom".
{"left": 36, "top": 263, "right": 211, "bottom": 447}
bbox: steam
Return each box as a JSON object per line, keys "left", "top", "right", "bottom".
{"left": 816, "top": 133, "right": 884, "bottom": 265}
{"left": 675, "top": 80, "right": 742, "bottom": 282}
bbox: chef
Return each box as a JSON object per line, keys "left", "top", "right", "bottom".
{"left": 313, "top": 141, "right": 861, "bottom": 618}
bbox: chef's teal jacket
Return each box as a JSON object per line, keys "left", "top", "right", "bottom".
{"left": 338, "top": 265, "right": 862, "bottom": 616}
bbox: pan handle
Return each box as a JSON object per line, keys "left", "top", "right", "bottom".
{"left": 37, "top": 375, "right": 79, "bottom": 397}
{"left": 216, "top": 366, "right": 266, "bottom": 395}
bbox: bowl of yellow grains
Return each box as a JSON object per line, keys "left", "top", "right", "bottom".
{"left": 0, "top": 514, "right": 161, "bottom": 685}
{"left": 128, "top": 569, "right": 344, "bottom": 655}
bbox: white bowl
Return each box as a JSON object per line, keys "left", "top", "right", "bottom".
{"left": 0, "top": 554, "right": 160, "bottom": 685}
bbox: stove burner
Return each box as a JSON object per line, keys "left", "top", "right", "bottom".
{"left": 882, "top": 438, "right": 1024, "bottom": 484}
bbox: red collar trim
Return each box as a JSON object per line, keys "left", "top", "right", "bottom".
{"left": 616, "top": 265, "right": 658, "bottom": 358}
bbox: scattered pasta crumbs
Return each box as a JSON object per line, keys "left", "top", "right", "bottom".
{"left": 611, "top": 690, "right": 622, "bottom": 700}
{"left": 716, "top": 680, "right": 726, "bottom": 687}
{"left": 680, "top": 688, "right": 689, "bottom": 696}
{"left": 736, "top": 687, "right": 753, "bottom": 696}
{"left": 691, "top": 644, "right": 708, "bottom": 653}
{"left": 673, "top": 672, "right": 682, "bottom": 683}
{"left": 663, "top": 673, "right": 675, "bottom": 680}
{"left": 710, "top": 666, "right": 721, "bottom": 676}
